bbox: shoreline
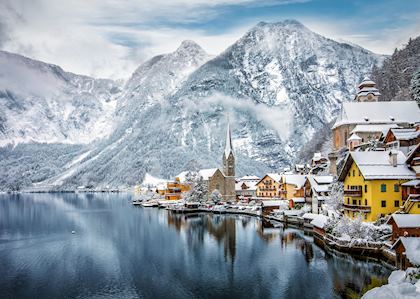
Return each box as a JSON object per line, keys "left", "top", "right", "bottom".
{"left": 160, "top": 205, "right": 397, "bottom": 269}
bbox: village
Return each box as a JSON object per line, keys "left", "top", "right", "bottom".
{"left": 134, "top": 77, "right": 420, "bottom": 295}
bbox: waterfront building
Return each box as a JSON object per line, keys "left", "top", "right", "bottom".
{"left": 386, "top": 214, "right": 420, "bottom": 242}
{"left": 256, "top": 173, "right": 282, "bottom": 198}
{"left": 235, "top": 175, "right": 259, "bottom": 200}
{"left": 282, "top": 174, "right": 306, "bottom": 207}
{"left": 338, "top": 150, "right": 416, "bottom": 222}
{"left": 392, "top": 237, "right": 420, "bottom": 270}
{"left": 304, "top": 175, "right": 334, "bottom": 214}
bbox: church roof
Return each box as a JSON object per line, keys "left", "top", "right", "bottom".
{"left": 332, "top": 101, "right": 420, "bottom": 129}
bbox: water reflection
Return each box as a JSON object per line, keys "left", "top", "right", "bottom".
{"left": 0, "top": 194, "right": 391, "bottom": 299}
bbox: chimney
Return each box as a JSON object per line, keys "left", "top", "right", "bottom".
{"left": 328, "top": 152, "right": 338, "bottom": 176}
{"left": 389, "top": 150, "right": 398, "bottom": 167}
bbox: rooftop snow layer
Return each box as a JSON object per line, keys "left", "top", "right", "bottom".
{"left": 283, "top": 174, "right": 306, "bottom": 188}
{"left": 351, "top": 124, "right": 399, "bottom": 135}
{"left": 333, "top": 101, "right": 420, "bottom": 129}
{"left": 389, "top": 214, "right": 420, "bottom": 228}
{"left": 351, "top": 151, "right": 416, "bottom": 180}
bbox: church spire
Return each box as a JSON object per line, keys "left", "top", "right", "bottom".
{"left": 224, "top": 122, "right": 233, "bottom": 158}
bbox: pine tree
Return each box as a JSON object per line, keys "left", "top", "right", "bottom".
{"left": 410, "top": 69, "right": 420, "bottom": 105}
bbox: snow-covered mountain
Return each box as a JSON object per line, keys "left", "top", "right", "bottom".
{"left": 0, "top": 50, "right": 122, "bottom": 146}
{"left": 0, "top": 20, "right": 384, "bottom": 191}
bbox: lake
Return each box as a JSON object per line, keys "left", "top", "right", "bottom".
{"left": 0, "top": 193, "right": 391, "bottom": 298}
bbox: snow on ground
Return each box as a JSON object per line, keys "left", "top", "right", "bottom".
{"left": 362, "top": 268, "right": 420, "bottom": 299}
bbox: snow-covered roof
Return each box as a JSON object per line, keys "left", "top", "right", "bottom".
{"left": 308, "top": 175, "right": 333, "bottom": 193}
{"left": 199, "top": 168, "right": 219, "bottom": 180}
{"left": 302, "top": 213, "right": 318, "bottom": 220}
{"left": 392, "top": 237, "right": 420, "bottom": 266}
{"left": 235, "top": 181, "right": 258, "bottom": 191}
{"left": 401, "top": 179, "right": 420, "bottom": 187}
{"left": 283, "top": 174, "right": 306, "bottom": 188}
{"left": 332, "top": 101, "right": 420, "bottom": 129}
{"left": 347, "top": 150, "right": 415, "bottom": 180}
{"left": 389, "top": 128, "right": 420, "bottom": 141}
{"left": 240, "top": 175, "right": 260, "bottom": 181}
{"left": 292, "top": 197, "right": 305, "bottom": 203}
{"left": 348, "top": 133, "right": 362, "bottom": 141}
{"left": 357, "top": 77, "right": 376, "bottom": 88}
{"left": 261, "top": 200, "right": 284, "bottom": 207}
{"left": 310, "top": 214, "right": 329, "bottom": 229}
{"left": 141, "top": 173, "right": 169, "bottom": 187}
{"left": 351, "top": 124, "right": 399, "bottom": 135}
{"left": 261, "top": 173, "right": 282, "bottom": 184}
{"left": 388, "top": 214, "right": 420, "bottom": 228}
{"left": 312, "top": 152, "right": 323, "bottom": 161}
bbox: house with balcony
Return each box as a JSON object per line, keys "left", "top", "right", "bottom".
{"left": 384, "top": 126, "right": 420, "bottom": 155}
{"left": 282, "top": 174, "right": 307, "bottom": 207}
{"left": 256, "top": 173, "right": 282, "bottom": 198}
{"left": 304, "top": 175, "right": 334, "bottom": 213}
{"left": 338, "top": 150, "right": 416, "bottom": 222}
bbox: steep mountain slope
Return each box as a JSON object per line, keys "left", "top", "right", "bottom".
{"left": 372, "top": 35, "right": 420, "bottom": 102}
{"left": 34, "top": 20, "right": 384, "bottom": 190}
{"left": 0, "top": 51, "right": 121, "bottom": 146}
{"left": 0, "top": 20, "right": 385, "bottom": 191}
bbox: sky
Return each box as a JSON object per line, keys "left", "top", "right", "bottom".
{"left": 0, "top": 0, "right": 419, "bottom": 79}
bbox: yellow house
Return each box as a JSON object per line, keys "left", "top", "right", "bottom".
{"left": 338, "top": 150, "right": 416, "bottom": 222}
{"left": 164, "top": 176, "right": 191, "bottom": 200}
{"left": 256, "top": 173, "right": 282, "bottom": 198}
{"left": 282, "top": 174, "right": 306, "bottom": 203}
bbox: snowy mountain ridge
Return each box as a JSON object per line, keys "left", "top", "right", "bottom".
{"left": 0, "top": 20, "right": 385, "bottom": 190}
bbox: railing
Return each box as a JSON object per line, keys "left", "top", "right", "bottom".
{"left": 343, "top": 203, "right": 371, "bottom": 212}
{"left": 259, "top": 188, "right": 276, "bottom": 191}
{"left": 344, "top": 187, "right": 362, "bottom": 197}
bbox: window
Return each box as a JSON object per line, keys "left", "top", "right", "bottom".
{"left": 352, "top": 199, "right": 357, "bottom": 205}
{"left": 394, "top": 184, "right": 399, "bottom": 192}
{"left": 381, "top": 200, "right": 386, "bottom": 207}
{"left": 358, "top": 200, "right": 361, "bottom": 205}
{"left": 394, "top": 200, "right": 399, "bottom": 207}
{"left": 358, "top": 170, "right": 361, "bottom": 176}
{"left": 348, "top": 172, "right": 350, "bottom": 177}
{"left": 365, "top": 199, "right": 367, "bottom": 205}
{"left": 352, "top": 170, "right": 355, "bottom": 177}
{"left": 381, "top": 184, "right": 386, "bottom": 192}
{"left": 364, "top": 185, "right": 367, "bottom": 193}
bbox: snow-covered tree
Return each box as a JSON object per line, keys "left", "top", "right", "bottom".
{"left": 410, "top": 69, "right": 420, "bottom": 105}
{"left": 326, "top": 181, "right": 343, "bottom": 212}
{"left": 210, "top": 189, "right": 223, "bottom": 203}
{"left": 184, "top": 175, "right": 207, "bottom": 203}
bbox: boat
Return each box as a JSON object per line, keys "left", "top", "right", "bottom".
{"left": 141, "top": 200, "right": 159, "bottom": 207}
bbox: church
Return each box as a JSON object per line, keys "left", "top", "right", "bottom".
{"left": 205, "top": 123, "right": 236, "bottom": 201}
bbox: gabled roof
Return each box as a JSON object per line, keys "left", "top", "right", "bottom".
{"left": 385, "top": 128, "right": 420, "bottom": 142}
{"left": 256, "top": 173, "right": 282, "bottom": 185}
{"left": 240, "top": 175, "right": 260, "bottom": 181}
{"left": 351, "top": 124, "right": 399, "bottom": 135}
{"left": 387, "top": 214, "right": 420, "bottom": 228}
{"left": 391, "top": 237, "right": 420, "bottom": 266}
{"left": 406, "top": 143, "right": 420, "bottom": 164}
{"left": 338, "top": 150, "right": 416, "bottom": 181}
{"left": 333, "top": 101, "right": 420, "bottom": 129}
{"left": 224, "top": 123, "right": 234, "bottom": 158}
{"left": 199, "top": 168, "right": 220, "bottom": 180}
{"left": 348, "top": 133, "right": 362, "bottom": 141}
{"left": 307, "top": 175, "right": 334, "bottom": 193}
{"left": 283, "top": 174, "right": 306, "bottom": 188}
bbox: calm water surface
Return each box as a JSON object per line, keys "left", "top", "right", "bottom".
{"left": 0, "top": 193, "right": 391, "bottom": 299}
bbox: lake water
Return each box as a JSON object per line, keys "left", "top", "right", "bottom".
{"left": 0, "top": 193, "right": 391, "bottom": 299}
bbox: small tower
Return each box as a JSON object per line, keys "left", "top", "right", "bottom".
{"left": 223, "top": 123, "right": 235, "bottom": 177}
{"left": 354, "top": 77, "right": 381, "bottom": 102}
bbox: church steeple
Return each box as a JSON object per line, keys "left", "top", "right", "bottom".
{"left": 223, "top": 122, "right": 235, "bottom": 177}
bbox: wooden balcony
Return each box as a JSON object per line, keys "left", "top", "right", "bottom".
{"left": 343, "top": 203, "right": 371, "bottom": 212}
{"left": 259, "top": 188, "right": 276, "bottom": 191}
{"left": 344, "top": 188, "right": 362, "bottom": 197}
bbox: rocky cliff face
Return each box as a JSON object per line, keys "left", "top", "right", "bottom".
{"left": 0, "top": 20, "right": 384, "bottom": 190}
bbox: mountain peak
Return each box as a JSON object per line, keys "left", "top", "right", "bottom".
{"left": 256, "top": 19, "right": 304, "bottom": 29}
{"left": 176, "top": 40, "right": 205, "bottom": 54}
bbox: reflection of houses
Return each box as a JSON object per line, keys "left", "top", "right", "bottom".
{"left": 256, "top": 173, "right": 282, "bottom": 198}
{"left": 384, "top": 127, "right": 420, "bottom": 155}
{"left": 235, "top": 175, "right": 259, "bottom": 200}
{"left": 387, "top": 214, "right": 420, "bottom": 242}
{"left": 304, "top": 175, "right": 334, "bottom": 213}
{"left": 332, "top": 78, "right": 420, "bottom": 151}
{"left": 338, "top": 150, "right": 415, "bottom": 222}
{"left": 392, "top": 237, "right": 420, "bottom": 270}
